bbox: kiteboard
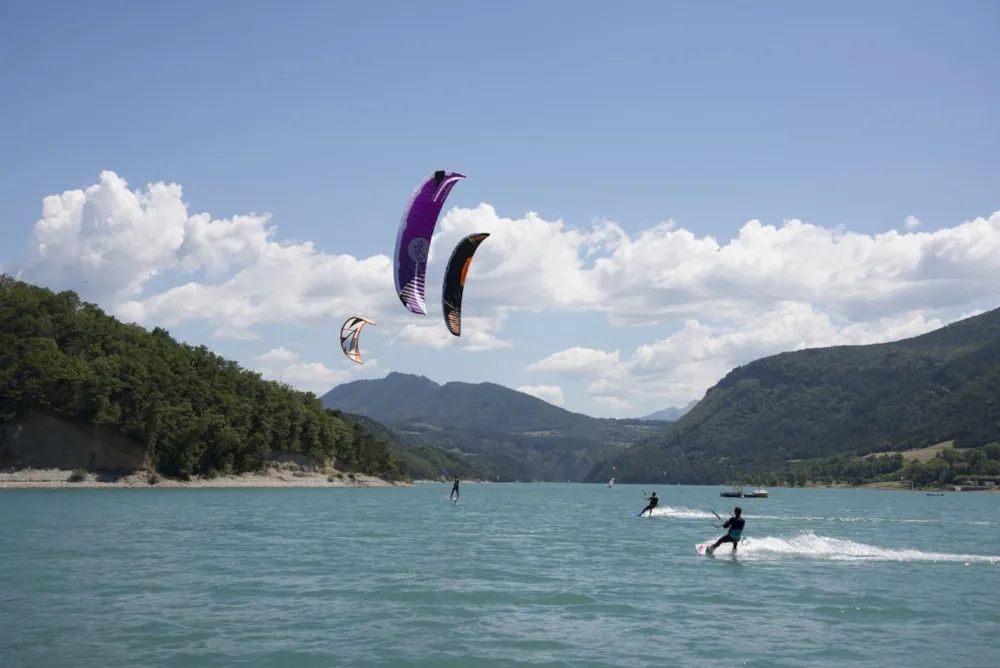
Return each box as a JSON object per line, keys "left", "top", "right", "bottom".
{"left": 696, "top": 543, "right": 736, "bottom": 556}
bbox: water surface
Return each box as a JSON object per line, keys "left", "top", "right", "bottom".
{"left": 1, "top": 483, "right": 998, "bottom": 667}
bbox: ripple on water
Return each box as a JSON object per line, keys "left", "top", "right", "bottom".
{"left": 1, "top": 485, "right": 999, "bottom": 668}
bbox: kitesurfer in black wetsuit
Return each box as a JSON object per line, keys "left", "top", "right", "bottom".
{"left": 450, "top": 476, "right": 460, "bottom": 500}
{"left": 707, "top": 506, "right": 745, "bottom": 554}
{"left": 638, "top": 491, "right": 658, "bottom": 517}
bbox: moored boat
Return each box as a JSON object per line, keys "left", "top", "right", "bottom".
{"left": 720, "top": 485, "right": 769, "bottom": 498}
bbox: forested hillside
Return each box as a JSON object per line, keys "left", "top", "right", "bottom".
{"left": 322, "top": 373, "right": 660, "bottom": 481}
{"left": 332, "top": 411, "right": 488, "bottom": 480}
{"left": 586, "top": 307, "right": 1000, "bottom": 484}
{"left": 0, "top": 276, "right": 404, "bottom": 480}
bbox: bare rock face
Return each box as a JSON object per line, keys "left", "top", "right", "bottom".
{"left": 0, "top": 411, "right": 146, "bottom": 472}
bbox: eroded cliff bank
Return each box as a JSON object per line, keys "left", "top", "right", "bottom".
{"left": 0, "top": 412, "right": 407, "bottom": 489}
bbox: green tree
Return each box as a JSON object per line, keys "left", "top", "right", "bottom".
{"left": 0, "top": 276, "right": 408, "bottom": 481}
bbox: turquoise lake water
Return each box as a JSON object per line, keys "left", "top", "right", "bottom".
{"left": 1, "top": 483, "right": 998, "bottom": 667}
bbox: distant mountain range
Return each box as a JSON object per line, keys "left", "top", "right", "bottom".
{"left": 323, "top": 307, "right": 1000, "bottom": 485}
{"left": 640, "top": 400, "right": 699, "bottom": 422}
{"left": 321, "top": 374, "right": 662, "bottom": 481}
{"left": 585, "top": 306, "right": 1000, "bottom": 484}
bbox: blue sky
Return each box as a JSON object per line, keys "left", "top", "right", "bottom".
{"left": 2, "top": 1, "right": 998, "bottom": 417}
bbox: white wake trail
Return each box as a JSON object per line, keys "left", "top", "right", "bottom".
{"left": 707, "top": 532, "right": 1000, "bottom": 564}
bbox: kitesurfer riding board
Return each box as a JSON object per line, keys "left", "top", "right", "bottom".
{"left": 704, "top": 506, "right": 745, "bottom": 555}
{"left": 636, "top": 491, "right": 658, "bottom": 517}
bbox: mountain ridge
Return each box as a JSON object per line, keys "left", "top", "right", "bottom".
{"left": 321, "top": 373, "right": 661, "bottom": 481}
{"left": 585, "top": 306, "right": 1000, "bottom": 484}
{"left": 640, "top": 400, "right": 699, "bottom": 422}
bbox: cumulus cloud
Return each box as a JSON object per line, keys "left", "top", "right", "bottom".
{"left": 254, "top": 346, "right": 300, "bottom": 365}
{"left": 592, "top": 396, "right": 633, "bottom": 412}
{"left": 526, "top": 347, "right": 620, "bottom": 375}
{"left": 19, "top": 171, "right": 274, "bottom": 307}
{"left": 516, "top": 384, "right": 565, "bottom": 406}
{"left": 392, "top": 315, "right": 512, "bottom": 352}
{"left": 277, "top": 362, "right": 352, "bottom": 394}
{"left": 15, "top": 170, "right": 1000, "bottom": 344}
{"left": 252, "top": 346, "right": 354, "bottom": 394}
{"left": 8, "top": 170, "right": 1000, "bottom": 416}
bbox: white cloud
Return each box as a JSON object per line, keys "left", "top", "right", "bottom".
{"left": 277, "top": 362, "right": 352, "bottom": 394}
{"left": 391, "top": 315, "right": 512, "bottom": 352}
{"left": 255, "top": 347, "right": 300, "bottom": 364}
{"left": 516, "top": 384, "right": 565, "bottom": 406}
{"left": 526, "top": 347, "right": 620, "bottom": 375}
{"left": 252, "top": 347, "right": 354, "bottom": 395}
{"left": 8, "top": 170, "right": 1000, "bottom": 416}
{"left": 15, "top": 171, "right": 1000, "bottom": 346}
{"left": 592, "top": 396, "right": 633, "bottom": 412}
{"left": 14, "top": 171, "right": 397, "bottom": 340}
{"left": 18, "top": 171, "right": 275, "bottom": 306}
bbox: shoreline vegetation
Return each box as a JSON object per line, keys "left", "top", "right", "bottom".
{"left": 0, "top": 463, "right": 492, "bottom": 490}
{"left": 738, "top": 440, "right": 1000, "bottom": 492}
{"left": 4, "top": 466, "right": 996, "bottom": 492}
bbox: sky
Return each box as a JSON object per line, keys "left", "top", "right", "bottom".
{"left": 1, "top": 1, "right": 998, "bottom": 418}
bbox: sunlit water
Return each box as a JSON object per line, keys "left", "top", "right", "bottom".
{"left": 1, "top": 483, "right": 998, "bottom": 667}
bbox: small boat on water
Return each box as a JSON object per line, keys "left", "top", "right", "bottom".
{"left": 925, "top": 491, "right": 944, "bottom": 496}
{"left": 720, "top": 485, "right": 768, "bottom": 498}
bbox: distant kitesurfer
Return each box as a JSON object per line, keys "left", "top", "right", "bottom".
{"left": 707, "top": 506, "right": 745, "bottom": 554}
{"left": 638, "top": 491, "right": 658, "bottom": 517}
{"left": 450, "top": 476, "right": 460, "bottom": 500}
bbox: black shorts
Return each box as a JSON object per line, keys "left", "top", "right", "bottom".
{"left": 718, "top": 534, "right": 738, "bottom": 545}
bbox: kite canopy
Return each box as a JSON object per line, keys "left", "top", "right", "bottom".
{"left": 442, "top": 232, "right": 490, "bottom": 337}
{"left": 340, "top": 316, "right": 375, "bottom": 364}
{"left": 393, "top": 170, "right": 466, "bottom": 315}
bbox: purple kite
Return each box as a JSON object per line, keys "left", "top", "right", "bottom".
{"left": 393, "top": 170, "right": 466, "bottom": 315}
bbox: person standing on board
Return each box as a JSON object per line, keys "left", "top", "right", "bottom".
{"left": 450, "top": 476, "right": 460, "bottom": 500}
{"left": 707, "top": 506, "right": 745, "bottom": 554}
{"left": 637, "top": 491, "right": 659, "bottom": 517}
